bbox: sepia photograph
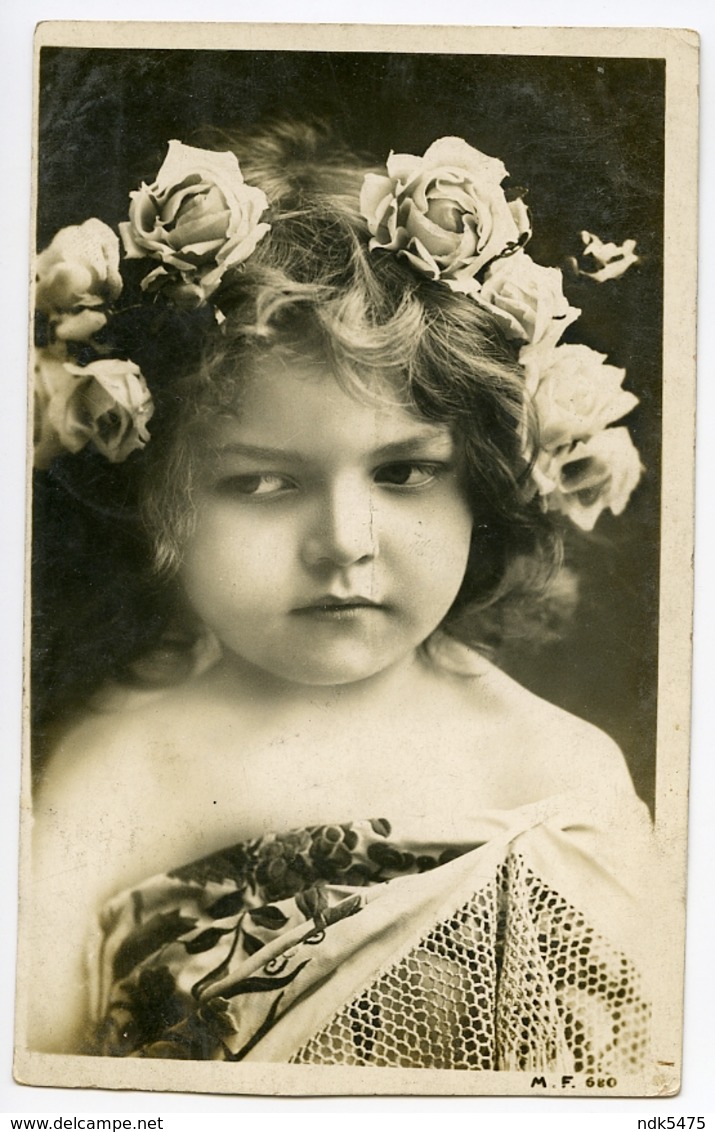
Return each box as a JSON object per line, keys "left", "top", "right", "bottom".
{"left": 12, "top": 21, "right": 697, "bottom": 1099}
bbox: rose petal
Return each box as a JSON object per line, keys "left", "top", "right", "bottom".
{"left": 155, "top": 139, "right": 246, "bottom": 194}
{"left": 420, "top": 137, "right": 510, "bottom": 186}
{"left": 54, "top": 309, "right": 108, "bottom": 342}
{"left": 385, "top": 151, "right": 423, "bottom": 185}
{"left": 403, "top": 201, "right": 463, "bottom": 258}
{"left": 507, "top": 196, "right": 532, "bottom": 243}
{"left": 359, "top": 174, "right": 395, "bottom": 232}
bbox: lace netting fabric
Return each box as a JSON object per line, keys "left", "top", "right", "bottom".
{"left": 291, "top": 854, "right": 649, "bottom": 1072}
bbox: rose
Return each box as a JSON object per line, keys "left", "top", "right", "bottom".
{"left": 360, "top": 136, "right": 530, "bottom": 284}
{"left": 34, "top": 352, "right": 153, "bottom": 466}
{"left": 35, "top": 218, "right": 122, "bottom": 342}
{"left": 33, "top": 351, "right": 153, "bottom": 468}
{"left": 527, "top": 344, "right": 638, "bottom": 452}
{"left": 120, "top": 140, "right": 271, "bottom": 301}
{"left": 35, "top": 218, "right": 122, "bottom": 314}
{"left": 475, "top": 251, "right": 580, "bottom": 347}
{"left": 61, "top": 358, "right": 154, "bottom": 462}
{"left": 539, "top": 427, "right": 643, "bottom": 531}
{"left": 566, "top": 230, "right": 640, "bottom": 284}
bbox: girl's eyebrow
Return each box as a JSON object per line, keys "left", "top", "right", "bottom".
{"left": 372, "top": 431, "right": 455, "bottom": 459}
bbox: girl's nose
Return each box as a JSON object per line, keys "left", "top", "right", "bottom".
{"left": 301, "top": 478, "right": 378, "bottom": 569}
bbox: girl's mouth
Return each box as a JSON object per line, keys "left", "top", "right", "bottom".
{"left": 292, "top": 596, "right": 384, "bottom": 617}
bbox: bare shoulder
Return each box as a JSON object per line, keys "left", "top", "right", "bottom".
{"left": 38, "top": 676, "right": 222, "bottom": 798}
{"left": 34, "top": 679, "right": 227, "bottom": 884}
{"left": 441, "top": 645, "right": 634, "bottom": 802}
{"left": 29, "top": 688, "right": 202, "bottom": 1054}
{"left": 37, "top": 679, "right": 194, "bottom": 796}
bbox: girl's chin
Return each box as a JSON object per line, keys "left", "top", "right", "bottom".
{"left": 220, "top": 641, "right": 421, "bottom": 690}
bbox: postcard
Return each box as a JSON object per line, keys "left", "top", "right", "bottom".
{"left": 14, "top": 21, "right": 697, "bottom": 1097}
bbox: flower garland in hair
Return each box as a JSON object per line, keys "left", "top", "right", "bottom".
{"left": 360, "top": 137, "right": 643, "bottom": 531}
{"left": 33, "top": 134, "right": 642, "bottom": 533}
{"left": 33, "top": 141, "right": 271, "bottom": 469}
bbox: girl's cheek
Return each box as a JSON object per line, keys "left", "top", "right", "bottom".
{"left": 181, "top": 506, "right": 290, "bottom": 593}
{"left": 410, "top": 491, "right": 473, "bottom": 549}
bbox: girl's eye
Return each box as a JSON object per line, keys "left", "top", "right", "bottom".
{"left": 375, "top": 462, "right": 444, "bottom": 487}
{"left": 216, "top": 473, "right": 293, "bottom": 497}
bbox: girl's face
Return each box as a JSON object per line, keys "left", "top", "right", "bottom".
{"left": 180, "top": 349, "right": 473, "bottom": 688}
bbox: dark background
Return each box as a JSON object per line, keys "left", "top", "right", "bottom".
{"left": 35, "top": 48, "right": 664, "bottom": 809}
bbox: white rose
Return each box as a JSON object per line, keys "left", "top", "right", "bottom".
{"left": 544, "top": 427, "right": 643, "bottom": 530}
{"left": 477, "top": 251, "right": 580, "bottom": 347}
{"left": 566, "top": 230, "right": 640, "bottom": 284}
{"left": 120, "top": 140, "right": 271, "bottom": 301}
{"left": 530, "top": 344, "right": 638, "bottom": 451}
{"left": 33, "top": 351, "right": 154, "bottom": 467}
{"left": 360, "top": 136, "right": 530, "bottom": 283}
{"left": 35, "top": 218, "right": 122, "bottom": 342}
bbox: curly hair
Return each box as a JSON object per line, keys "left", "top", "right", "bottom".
{"left": 140, "top": 120, "right": 560, "bottom": 631}
{"left": 32, "top": 122, "right": 564, "bottom": 750}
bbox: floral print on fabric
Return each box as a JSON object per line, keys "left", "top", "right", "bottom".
{"left": 93, "top": 818, "right": 459, "bottom": 1059}
{"left": 91, "top": 799, "right": 652, "bottom": 1073}
{"left": 94, "top": 966, "right": 239, "bottom": 1060}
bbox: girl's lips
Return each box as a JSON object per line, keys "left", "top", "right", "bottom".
{"left": 294, "top": 595, "right": 380, "bottom": 608}
{"left": 291, "top": 597, "right": 385, "bottom": 615}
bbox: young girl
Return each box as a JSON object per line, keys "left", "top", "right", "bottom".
{"left": 28, "top": 123, "right": 653, "bottom": 1073}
